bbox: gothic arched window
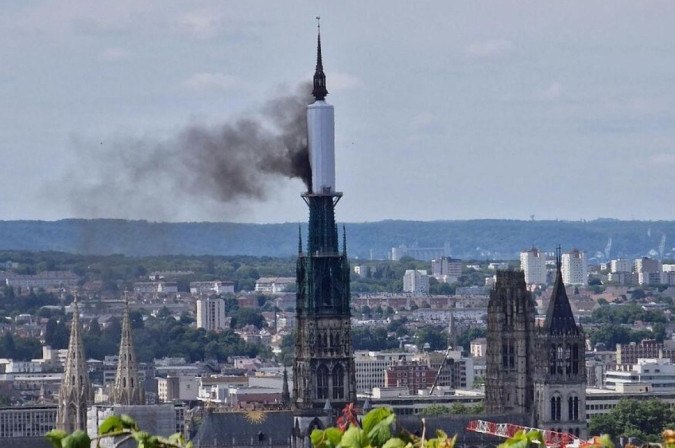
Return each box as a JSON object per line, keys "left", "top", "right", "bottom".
{"left": 317, "top": 365, "right": 329, "bottom": 399}
{"left": 550, "top": 396, "right": 561, "bottom": 421}
{"left": 572, "top": 344, "right": 579, "bottom": 375}
{"left": 332, "top": 364, "right": 344, "bottom": 399}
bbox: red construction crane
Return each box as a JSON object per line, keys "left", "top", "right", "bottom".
{"left": 466, "top": 420, "right": 583, "bottom": 448}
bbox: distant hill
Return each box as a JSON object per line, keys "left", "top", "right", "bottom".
{"left": 0, "top": 219, "right": 673, "bottom": 260}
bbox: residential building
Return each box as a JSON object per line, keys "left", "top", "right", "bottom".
{"left": 190, "top": 281, "right": 234, "bottom": 295}
{"left": 610, "top": 259, "right": 632, "bottom": 273}
{"left": 196, "top": 298, "right": 227, "bottom": 332}
{"left": 470, "top": 338, "right": 487, "bottom": 358}
{"left": 4, "top": 271, "right": 79, "bottom": 290}
{"left": 562, "top": 249, "right": 587, "bottom": 286}
{"left": 255, "top": 277, "right": 295, "bottom": 294}
{"left": 157, "top": 376, "right": 198, "bottom": 402}
{"left": 431, "top": 257, "right": 462, "bottom": 283}
{"left": 385, "top": 363, "right": 435, "bottom": 393}
{"left": 354, "top": 351, "right": 408, "bottom": 393}
{"left": 604, "top": 358, "right": 675, "bottom": 392}
{"left": 403, "top": 270, "right": 429, "bottom": 295}
{"left": 616, "top": 339, "right": 675, "bottom": 365}
{"left": 520, "top": 248, "right": 547, "bottom": 285}
{"left": 0, "top": 405, "right": 57, "bottom": 438}
{"left": 635, "top": 257, "right": 663, "bottom": 285}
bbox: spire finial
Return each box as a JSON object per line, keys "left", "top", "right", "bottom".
{"left": 555, "top": 245, "right": 562, "bottom": 272}
{"left": 312, "top": 19, "right": 328, "bottom": 101}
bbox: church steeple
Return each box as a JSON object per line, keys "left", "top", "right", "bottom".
{"left": 312, "top": 19, "right": 328, "bottom": 101}
{"left": 281, "top": 367, "right": 290, "bottom": 407}
{"left": 56, "top": 297, "right": 90, "bottom": 432}
{"left": 543, "top": 246, "right": 579, "bottom": 334}
{"left": 111, "top": 295, "right": 144, "bottom": 405}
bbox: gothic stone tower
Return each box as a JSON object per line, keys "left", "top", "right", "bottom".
{"left": 292, "top": 27, "right": 356, "bottom": 447}
{"left": 485, "top": 270, "right": 536, "bottom": 418}
{"left": 111, "top": 298, "right": 144, "bottom": 405}
{"left": 533, "top": 252, "right": 586, "bottom": 438}
{"left": 56, "top": 299, "right": 90, "bottom": 432}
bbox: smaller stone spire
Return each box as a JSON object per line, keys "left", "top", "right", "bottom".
{"left": 281, "top": 367, "right": 291, "bottom": 407}
{"left": 543, "top": 246, "right": 579, "bottom": 335}
{"left": 56, "top": 296, "right": 90, "bottom": 432}
{"left": 312, "top": 17, "right": 328, "bottom": 101}
{"left": 112, "top": 294, "right": 144, "bottom": 405}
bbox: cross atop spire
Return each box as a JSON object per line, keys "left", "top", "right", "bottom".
{"left": 312, "top": 18, "right": 328, "bottom": 101}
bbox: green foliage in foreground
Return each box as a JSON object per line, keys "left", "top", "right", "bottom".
{"left": 46, "top": 414, "right": 191, "bottom": 448}
{"left": 311, "top": 406, "right": 458, "bottom": 448}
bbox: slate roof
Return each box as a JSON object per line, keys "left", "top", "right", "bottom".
{"left": 191, "top": 410, "right": 293, "bottom": 447}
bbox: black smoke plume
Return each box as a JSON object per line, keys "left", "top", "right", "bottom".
{"left": 62, "top": 83, "right": 312, "bottom": 220}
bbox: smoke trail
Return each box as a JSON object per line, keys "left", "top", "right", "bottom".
{"left": 61, "top": 83, "right": 312, "bottom": 220}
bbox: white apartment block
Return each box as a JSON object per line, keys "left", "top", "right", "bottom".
{"left": 190, "top": 281, "right": 235, "bottom": 295}
{"left": 254, "top": 277, "right": 295, "bottom": 294}
{"left": 196, "top": 298, "right": 227, "bottom": 332}
{"left": 403, "top": 270, "right": 429, "bottom": 295}
{"left": 520, "top": 248, "right": 547, "bottom": 285}
{"left": 562, "top": 249, "right": 588, "bottom": 286}
{"left": 157, "top": 375, "right": 198, "bottom": 402}
{"left": 604, "top": 358, "right": 675, "bottom": 392}
{"left": 610, "top": 259, "right": 632, "bottom": 273}
{"left": 354, "top": 351, "right": 409, "bottom": 393}
{"left": 635, "top": 257, "right": 663, "bottom": 285}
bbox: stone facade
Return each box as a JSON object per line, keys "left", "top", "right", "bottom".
{"left": 485, "top": 270, "right": 536, "bottom": 417}
{"left": 56, "top": 299, "right": 90, "bottom": 432}
{"left": 486, "top": 258, "right": 586, "bottom": 437}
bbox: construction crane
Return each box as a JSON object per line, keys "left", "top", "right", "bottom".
{"left": 466, "top": 420, "right": 583, "bottom": 448}
{"left": 429, "top": 346, "right": 454, "bottom": 395}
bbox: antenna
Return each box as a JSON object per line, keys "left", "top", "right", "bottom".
{"left": 316, "top": 16, "right": 321, "bottom": 31}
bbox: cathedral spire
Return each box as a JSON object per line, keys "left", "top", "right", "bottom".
{"left": 281, "top": 367, "right": 290, "bottom": 407}
{"left": 312, "top": 18, "right": 328, "bottom": 101}
{"left": 56, "top": 296, "right": 90, "bottom": 432}
{"left": 543, "top": 246, "right": 578, "bottom": 334}
{"left": 112, "top": 294, "right": 144, "bottom": 405}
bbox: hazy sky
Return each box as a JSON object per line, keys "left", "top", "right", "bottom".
{"left": 2, "top": 1, "right": 674, "bottom": 223}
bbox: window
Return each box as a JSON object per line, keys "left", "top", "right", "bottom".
{"left": 317, "top": 365, "right": 329, "bottom": 399}
{"left": 332, "top": 364, "right": 344, "bottom": 399}
{"left": 550, "top": 396, "right": 561, "bottom": 421}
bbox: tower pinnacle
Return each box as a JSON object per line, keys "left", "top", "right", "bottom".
{"left": 312, "top": 19, "right": 328, "bottom": 101}
{"left": 111, "top": 294, "right": 144, "bottom": 405}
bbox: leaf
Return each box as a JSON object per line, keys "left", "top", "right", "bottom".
{"left": 61, "top": 431, "right": 91, "bottom": 448}
{"left": 98, "top": 415, "right": 124, "bottom": 435}
{"left": 362, "top": 407, "right": 392, "bottom": 434}
{"left": 368, "top": 413, "right": 395, "bottom": 447}
{"left": 45, "top": 429, "right": 68, "bottom": 448}
{"left": 339, "top": 426, "right": 369, "bottom": 448}
{"left": 311, "top": 429, "right": 327, "bottom": 448}
{"left": 382, "top": 438, "right": 407, "bottom": 448}
{"left": 121, "top": 414, "right": 139, "bottom": 430}
{"left": 325, "top": 428, "right": 344, "bottom": 447}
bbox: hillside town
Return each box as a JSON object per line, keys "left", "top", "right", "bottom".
{"left": 1, "top": 246, "right": 675, "bottom": 445}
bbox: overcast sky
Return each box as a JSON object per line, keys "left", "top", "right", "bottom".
{"left": 2, "top": 1, "right": 674, "bottom": 223}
